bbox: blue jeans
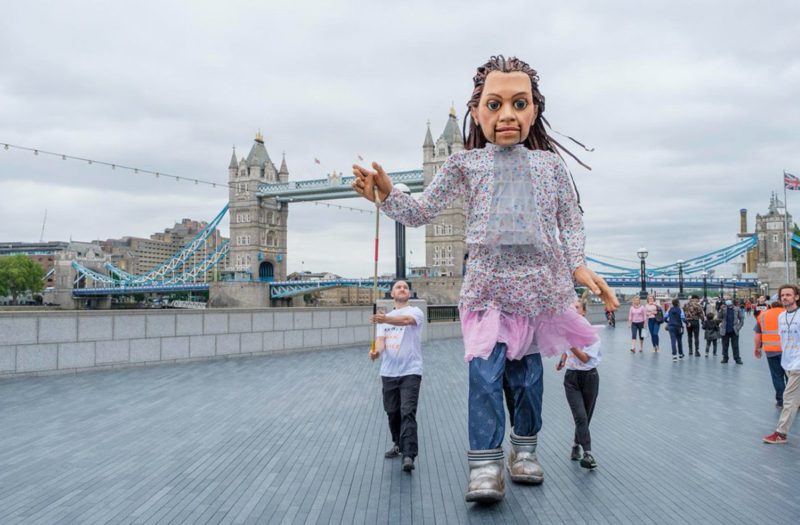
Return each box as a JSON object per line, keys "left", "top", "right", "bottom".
{"left": 468, "top": 343, "right": 543, "bottom": 450}
{"left": 668, "top": 326, "right": 683, "bottom": 356}
{"left": 767, "top": 354, "right": 787, "bottom": 404}
{"left": 648, "top": 318, "right": 660, "bottom": 347}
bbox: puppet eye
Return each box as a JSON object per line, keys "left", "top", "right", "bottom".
{"left": 513, "top": 99, "right": 528, "bottom": 110}
{"left": 487, "top": 100, "right": 501, "bottom": 111}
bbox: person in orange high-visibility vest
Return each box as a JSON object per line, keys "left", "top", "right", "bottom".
{"left": 755, "top": 302, "right": 787, "bottom": 407}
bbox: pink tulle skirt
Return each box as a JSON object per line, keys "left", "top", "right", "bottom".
{"left": 460, "top": 307, "right": 600, "bottom": 362}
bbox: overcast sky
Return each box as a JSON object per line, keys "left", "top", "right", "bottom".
{"left": 1, "top": 0, "right": 798, "bottom": 279}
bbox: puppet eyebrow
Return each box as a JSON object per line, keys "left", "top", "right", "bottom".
{"left": 485, "top": 92, "right": 531, "bottom": 98}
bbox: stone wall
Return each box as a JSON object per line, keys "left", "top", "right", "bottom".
{"left": 0, "top": 305, "right": 461, "bottom": 379}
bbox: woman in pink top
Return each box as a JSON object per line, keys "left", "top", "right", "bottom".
{"left": 628, "top": 296, "right": 647, "bottom": 352}
{"left": 644, "top": 295, "right": 661, "bottom": 352}
{"left": 352, "top": 56, "right": 618, "bottom": 504}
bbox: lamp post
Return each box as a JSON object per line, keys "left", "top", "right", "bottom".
{"left": 701, "top": 270, "right": 708, "bottom": 301}
{"left": 393, "top": 183, "right": 411, "bottom": 280}
{"left": 718, "top": 275, "right": 725, "bottom": 301}
{"left": 637, "top": 247, "right": 648, "bottom": 300}
{"left": 677, "top": 259, "right": 685, "bottom": 299}
{"left": 732, "top": 275, "right": 737, "bottom": 301}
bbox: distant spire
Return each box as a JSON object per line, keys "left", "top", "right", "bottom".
{"left": 449, "top": 102, "right": 457, "bottom": 117}
{"left": 229, "top": 146, "right": 238, "bottom": 169}
{"left": 255, "top": 129, "right": 264, "bottom": 144}
{"left": 279, "top": 152, "right": 289, "bottom": 174}
{"left": 423, "top": 120, "right": 434, "bottom": 148}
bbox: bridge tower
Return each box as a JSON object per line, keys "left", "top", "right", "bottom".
{"left": 227, "top": 132, "right": 288, "bottom": 284}
{"left": 422, "top": 105, "right": 466, "bottom": 278}
{"left": 755, "top": 192, "right": 796, "bottom": 291}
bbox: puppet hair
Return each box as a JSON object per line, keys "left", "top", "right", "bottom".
{"left": 462, "top": 55, "right": 592, "bottom": 171}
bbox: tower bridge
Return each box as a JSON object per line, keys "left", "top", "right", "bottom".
{"left": 60, "top": 107, "right": 791, "bottom": 308}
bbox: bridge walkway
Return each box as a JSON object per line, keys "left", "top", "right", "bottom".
{"left": 1, "top": 316, "right": 798, "bottom": 524}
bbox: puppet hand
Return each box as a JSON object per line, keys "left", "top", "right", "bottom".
{"left": 574, "top": 265, "right": 619, "bottom": 312}
{"left": 351, "top": 162, "right": 393, "bottom": 203}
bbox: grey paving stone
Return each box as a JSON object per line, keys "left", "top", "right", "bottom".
{"left": 312, "top": 311, "right": 330, "bottom": 329}
{"left": 284, "top": 330, "right": 303, "bottom": 350}
{"left": 130, "top": 338, "right": 160, "bottom": 363}
{"left": 273, "top": 312, "right": 293, "bottom": 330}
{"left": 95, "top": 340, "right": 130, "bottom": 365}
{"left": 241, "top": 333, "right": 262, "bottom": 354}
{"left": 330, "top": 310, "right": 348, "bottom": 328}
{"left": 320, "top": 328, "right": 339, "bottom": 347}
{"left": 216, "top": 334, "right": 240, "bottom": 355}
{"left": 252, "top": 312, "right": 274, "bottom": 332}
{"left": 78, "top": 316, "right": 113, "bottom": 341}
{"left": 39, "top": 316, "right": 77, "bottom": 344}
{"left": 346, "top": 310, "right": 362, "bottom": 326}
{"left": 161, "top": 337, "right": 190, "bottom": 361}
{"left": 229, "top": 313, "right": 252, "bottom": 333}
{"left": 263, "top": 332, "right": 284, "bottom": 352}
{"left": 354, "top": 326, "right": 371, "bottom": 343}
{"left": 114, "top": 315, "right": 146, "bottom": 340}
{"left": 0, "top": 346, "right": 15, "bottom": 372}
{"left": 15, "top": 343, "right": 57, "bottom": 372}
{"left": 302, "top": 330, "right": 322, "bottom": 349}
{"left": 58, "top": 342, "right": 95, "bottom": 369}
{"left": 0, "top": 317, "right": 37, "bottom": 345}
{"left": 146, "top": 314, "right": 176, "bottom": 338}
{"left": 338, "top": 327, "right": 355, "bottom": 345}
{"left": 189, "top": 335, "right": 216, "bottom": 357}
{"left": 293, "top": 312, "right": 313, "bottom": 330}
{"left": 176, "top": 314, "right": 203, "bottom": 336}
{"left": 203, "top": 313, "right": 228, "bottom": 335}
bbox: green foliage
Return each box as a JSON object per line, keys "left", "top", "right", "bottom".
{"left": 0, "top": 255, "right": 46, "bottom": 304}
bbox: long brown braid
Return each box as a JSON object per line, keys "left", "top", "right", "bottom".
{"left": 462, "top": 55, "right": 591, "bottom": 209}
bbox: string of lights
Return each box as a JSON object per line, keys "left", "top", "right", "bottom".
{"left": 2, "top": 142, "right": 230, "bottom": 189}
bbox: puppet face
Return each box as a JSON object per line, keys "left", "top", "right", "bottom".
{"left": 471, "top": 71, "right": 537, "bottom": 146}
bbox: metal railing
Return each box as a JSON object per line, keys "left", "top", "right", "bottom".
{"left": 428, "top": 305, "right": 459, "bottom": 323}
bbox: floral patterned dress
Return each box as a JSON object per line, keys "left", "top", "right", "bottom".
{"left": 379, "top": 143, "right": 598, "bottom": 361}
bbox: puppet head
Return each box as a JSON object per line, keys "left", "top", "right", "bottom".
{"left": 464, "top": 55, "right": 550, "bottom": 151}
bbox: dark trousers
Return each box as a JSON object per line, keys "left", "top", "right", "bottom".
{"left": 686, "top": 320, "right": 700, "bottom": 352}
{"left": 564, "top": 369, "right": 599, "bottom": 452}
{"left": 382, "top": 374, "right": 422, "bottom": 458}
{"left": 705, "top": 339, "right": 718, "bottom": 355}
{"left": 767, "top": 354, "right": 787, "bottom": 404}
{"left": 668, "top": 326, "right": 684, "bottom": 356}
{"left": 721, "top": 332, "right": 740, "bottom": 362}
{"left": 468, "top": 343, "right": 543, "bottom": 450}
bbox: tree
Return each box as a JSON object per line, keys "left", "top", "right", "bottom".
{"left": 0, "top": 255, "right": 46, "bottom": 305}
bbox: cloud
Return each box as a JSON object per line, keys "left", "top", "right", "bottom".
{"left": 1, "top": 0, "right": 798, "bottom": 280}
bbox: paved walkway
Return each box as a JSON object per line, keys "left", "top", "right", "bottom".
{"left": 1, "top": 315, "right": 799, "bottom": 524}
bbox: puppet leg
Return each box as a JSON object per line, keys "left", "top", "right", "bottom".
{"left": 505, "top": 353, "right": 544, "bottom": 484}
{"left": 466, "top": 344, "right": 507, "bottom": 502}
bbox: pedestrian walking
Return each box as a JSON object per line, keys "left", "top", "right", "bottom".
{"left": 556, "top": 299, "right": 601, "bottom": 470}
{"left": 718, "top": 299, "right": 744, "bottom": 364}
{"left": 628, "top": 296, "right": 647, "bottom": 353}
{"left": 665, "top": 298, "right": 685, "bottom": 362}
{"left": 645, "top": 295, "right": 662, "bottom": 352}
{"left": 702, "top": 312, "right": 720, "bottom": 357}
{"left": 754, "top": 301, "right": 786, "bottom": 407}
{"left": 683, "top": 295, "right": 704, "bottom": 356}
{"left": 762, "top": 285, "right": 800, "bottom": 444}
{"left": 370, "top": 280, "right": 426, "bottom": 472}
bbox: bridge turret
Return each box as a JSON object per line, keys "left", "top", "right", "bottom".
{"left": 278, "top": 152, "right": 289, "bottom": 183}
{"left": 423, "top": 121, "right": 434, "bottom": 163}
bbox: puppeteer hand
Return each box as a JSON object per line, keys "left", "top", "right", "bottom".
{"left": 352, "top": 162, "right": 393, "bottom": 203}
{"left": 573, "top": 265, "right": 619, "bottom": 312}
{"left": 369, "top": 350, "right": 380, "bottom": 361}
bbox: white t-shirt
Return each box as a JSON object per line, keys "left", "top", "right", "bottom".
{"left": 778, "top": 309, "right": 800, "bottom": 371}
{"left": 564, "top": 340, "right": 602, "bottom": 371}
{"left": 377, "top": 305, "right": 425, "bottom": 377}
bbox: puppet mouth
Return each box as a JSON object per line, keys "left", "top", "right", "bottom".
{"left": 496, "top": 128, "right": 519, "bottom": 134}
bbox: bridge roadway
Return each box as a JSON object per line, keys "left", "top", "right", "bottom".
{"left": 1, "top": 316, "right": 798, "bottom": 524}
